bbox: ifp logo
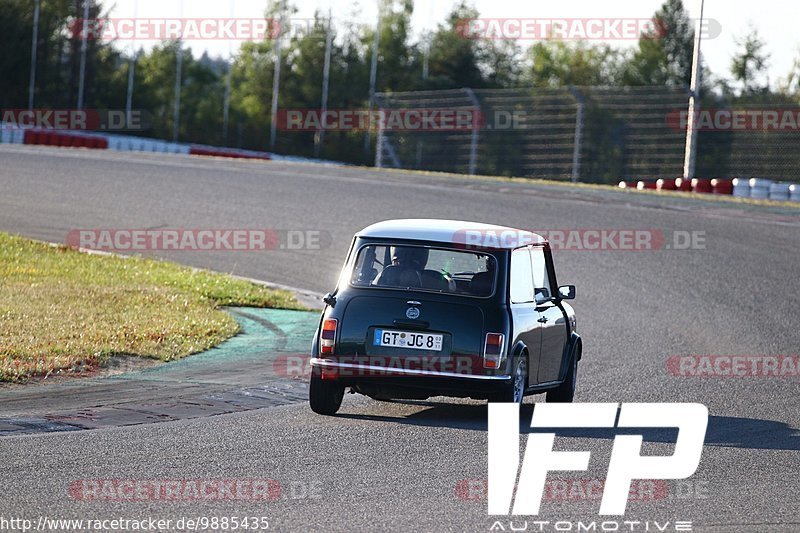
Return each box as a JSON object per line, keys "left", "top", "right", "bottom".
{"left": 488, "top": 403, "right": 708, "bottom": 516}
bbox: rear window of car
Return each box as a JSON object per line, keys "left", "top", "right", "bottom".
{"left": 350, "top": 244, "right": 496, "bottom": 297}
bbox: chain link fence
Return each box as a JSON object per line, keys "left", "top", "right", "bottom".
{"left": 375, "top": 87, "right": 800, "bottom": 184}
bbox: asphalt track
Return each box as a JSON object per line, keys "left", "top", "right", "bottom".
{"left": 0, "top": 144, "right": 799, "bottom": 532}
{"left": 0, "top": 308, "right": 318, "bottom": 433}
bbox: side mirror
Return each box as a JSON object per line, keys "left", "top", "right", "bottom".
{"left": 558, "top": 285, "right": 576, "bottom": 300}
{"left": 534, "top": 287, "right": 551, "bottom": 304}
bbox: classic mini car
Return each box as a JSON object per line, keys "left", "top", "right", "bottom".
{"left": 308, "top": 219, "right": 581, "bottom": 415}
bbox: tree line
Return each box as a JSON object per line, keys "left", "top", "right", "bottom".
{"left": 1, "top": 0, "right": 797, "bottom": 173}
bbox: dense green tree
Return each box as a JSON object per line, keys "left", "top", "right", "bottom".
{"left": 527, "top": 42, "right": 623, "bottom": 87}
{"left": 180, "top": 52, "right": 227, "bottom": 145}
{"left": 228, "top": 39, "right": 276, "bottom": 149}
{"left": 0, "top": 0, "right": 124, "bottom": 109}
{"left": 425, "top": 2, "right": 486, "bottom": 89}
{"left": 481, "top": 40, "right": 524, "bottom": 88}
{"left": 134, "top": 42, "right": 183, "bottom": 140}
{"left": 621, "top": 0, "right": 694, "bottom": 86}
{"left": 368, "top": 0, "right": 421, "bottom": 92}
{"left": 5, "top": 0, "right": 797, "bottom": 181}
{"left": 730, "top": 28, "right": 770, "bottom": 95}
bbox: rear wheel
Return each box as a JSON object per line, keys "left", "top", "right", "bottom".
{"left": 309, "top": 375, "right": 345, "bottom": 415}
{"left": 546, "top": 350, "right": 578, "bottom": 403}
{"left": 494, "top": 356, "right": 527, "bottom": 403}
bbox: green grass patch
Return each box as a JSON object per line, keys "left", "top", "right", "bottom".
{"left": 0, "top": 233, "right": 305, "bottom": 382}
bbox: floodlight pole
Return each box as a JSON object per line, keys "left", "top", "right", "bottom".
{"left": 682, "top": 0, "right": 705, "bottom": 180}
{"left": 364, "top": 8, "right": 381, "bottom": 153}
{"left": 172, "top": 0, "right": 184, "bottom": 142}
{"left": 126, "top": 0, "right": 138, "bottom": 127}
{"left": 28, "top": 0, "right": 40, "bottom": 111}
{"left": 222, "top": 0, "right": 236, "bottom": 145}
{"left": 77, "top": 0, "right": 90, "bottom": 109}
{"left": 269, "top": 10, "right": 284, "bottom": 150}
{"left": 315, "top": 10, "right": 333, "bottom": 158}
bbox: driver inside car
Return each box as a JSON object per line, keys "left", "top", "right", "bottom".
{"left": 374, "top": 246, "right": 427, "bottom": 288}
{"left": 374, "top": 246, "right": 455, "bottom": 292}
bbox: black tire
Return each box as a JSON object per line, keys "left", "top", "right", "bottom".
{"left": 546, "top": 349, "right": 578, "bottom": 403}
{"left": 493, "top": 356, "right": 527, "bottom": 403}
{"left": 309, "top": 375, "right": 344, "bottom": 415}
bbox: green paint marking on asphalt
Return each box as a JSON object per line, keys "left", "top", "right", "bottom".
{"left": 110, "top": 308, "right": 319, "bottom": 380}
{"left": 0, "top": 308, "right": 320, "bottom": 435}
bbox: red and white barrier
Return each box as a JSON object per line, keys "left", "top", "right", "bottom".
{"left": 619, "top": 175, "right": 798, "bottom": 203}
{"left": 1, "top": 125, "right": 271, "bottom": 162}
{"left": 732, "top": 178, "right": 750, "bottom": 198}
{"left": 748, "top": 179, "right": 772, "bottom": 200}
{"left": 3, "top": 126, "right": 793, "bottom": 196}
{"left": 189, "top": 145, "right": 271, "bottom": 160}
{"left": 656, "top": 178, "right": 677, "bottom": 191}
{"left": 769, "top": 182, "right": 791, "bottom": 201}
{"left": 711, "top": 178, "right": 733, "bottom": 195}
{"left": 690, "top": 178, "right": 713, "bottom": 194}
{"left": 23, "top": 129, "right": 109, "bottom": 149}
{"left": 0, "top": 127, "right": 25, "bottom": 144}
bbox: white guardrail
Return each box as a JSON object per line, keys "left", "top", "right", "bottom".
{"left": 0, "top": 123, "right": 346, "bottom": 166}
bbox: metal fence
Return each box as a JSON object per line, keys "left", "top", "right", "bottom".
{"left": 375, "top": 87, "right": 800, "bottom": 184}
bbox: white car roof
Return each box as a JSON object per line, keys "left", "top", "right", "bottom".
{"left": 356, "top": 219, "right": 545, "bottom": 249}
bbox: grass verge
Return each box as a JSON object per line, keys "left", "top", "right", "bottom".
{"left": 0, "top": 233, "right": 305, "bottom": 382}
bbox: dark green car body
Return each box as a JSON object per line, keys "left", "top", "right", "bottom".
{"left": 309, "top": 220, "right": 581, "bottom": 415}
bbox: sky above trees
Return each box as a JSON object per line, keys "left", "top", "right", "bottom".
{"left": 106, "top": 0, "right": 797, "bottom": 90}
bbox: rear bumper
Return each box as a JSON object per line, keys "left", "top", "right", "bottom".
{"left": 309, "top": 357, "right": 512, "bottom": 399}
{"left": 310, "top": 357, "right": 510, "bottom": 380}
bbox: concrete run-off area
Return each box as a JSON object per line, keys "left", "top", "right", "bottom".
{"left": 0, "top": 308, "right": 319, "bottom": 436}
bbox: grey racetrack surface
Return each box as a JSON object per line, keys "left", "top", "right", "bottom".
{"left": 0, "top": 145, "right": 798, "bottom": 532}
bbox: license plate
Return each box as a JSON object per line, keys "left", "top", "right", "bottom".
{"left": 374, "top": 329, "right": 443, "bottom": 351}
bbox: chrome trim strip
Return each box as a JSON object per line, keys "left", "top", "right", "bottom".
{"left": 309, "top": 358, "right": 512, "bottom": 381}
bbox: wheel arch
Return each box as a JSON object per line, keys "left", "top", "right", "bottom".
{"left": 571, "top": 333, "right": 582, "bottom": 362}
{"left": 510, "top": 340, "right": 529, "bottom": 365}
{"left": 509, "top": 341, "right": 531, "bottom": 392}
{"left": 555, "top": 333, "right": 582, "bottom": 383}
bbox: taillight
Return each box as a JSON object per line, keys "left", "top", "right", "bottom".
{"left": 320, "top": 318, "right": 337, "bottom": 355}
{"left": 483, "top": 333, "right": 505, "bottom": 369}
